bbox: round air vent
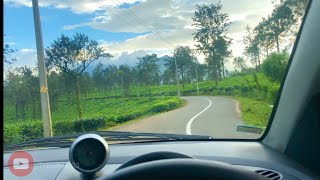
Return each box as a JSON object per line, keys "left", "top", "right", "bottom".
{"left": 69, "top": 134, "right": 110, "bottom": 176}
{"left": 255, "top": 169, "right": 281, "bottom": 180}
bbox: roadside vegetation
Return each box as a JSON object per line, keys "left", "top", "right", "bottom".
{"left": 3, "top": 0, "right": 306, "bottom": 144}
{"left": 4, "top": 97, "right": 182, "bottom": 144}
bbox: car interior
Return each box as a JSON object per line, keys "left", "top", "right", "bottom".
{"left": 3, "top": 0, "right": 320, "bottom": 179}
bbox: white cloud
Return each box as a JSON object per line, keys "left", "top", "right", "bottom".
{"left": 4, "top": 48, "right": 37, "bottom": 70}
{"left": 111, "top": 50, "right": 148, "bottom": 66}
{"left": 20, "top": 48, "right": 36, "bottom": 54}
{"left": 4, "top": 0, "right": 143, "bottom": 14}
{"left": 7, "top": 0, "right": 294, "bottom": 71}
{"left": 4, "top": 0, "right": 32, "bottom": 7}
{"left": 101, "top": 29, "right": 194, "bottom": 54}
{"left": 59, "top": 0, "right": 275, "bottom": 60}
{"left": 5, "top": 42, "right": 16, "bottom": 45}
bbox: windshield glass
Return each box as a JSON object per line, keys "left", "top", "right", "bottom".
{"left": 4, "top": 0, "right": 309, "bottom": 149}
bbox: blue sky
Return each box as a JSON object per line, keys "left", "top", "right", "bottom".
{"left": 4, "top": 2, "right": 145, "bottom": 51}
{"left": 4, "top": 0, "right": 277, "bottom": 70}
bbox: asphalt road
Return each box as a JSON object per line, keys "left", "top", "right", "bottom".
{"left": 110, "top": 96, "right": 261, "bottom": 139}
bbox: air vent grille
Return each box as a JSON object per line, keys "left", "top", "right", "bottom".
{"left": 256, "top": 170, "right": 281, "bottom": 180}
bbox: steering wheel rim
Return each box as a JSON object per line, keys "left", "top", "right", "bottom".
{"left": 104, "top": 159, "right": 269, "bottom": 180}
{"left": 115, "top": 151, "right": 194, "bottom": 171}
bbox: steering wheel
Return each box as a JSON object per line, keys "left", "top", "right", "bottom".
{"left": 115, "top": 151, "right": 194, "bottom": 171}
{"left": 103, "top": 152, "right": 268, "bottom": 180}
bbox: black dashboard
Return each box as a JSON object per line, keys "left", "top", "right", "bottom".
{"left": 3, "top": 140, "right": 318, "bottom": 180}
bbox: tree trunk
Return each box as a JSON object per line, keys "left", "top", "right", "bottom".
{"left": 51, "top": 96, "right": 55, "bottom": 112}
{"left": 181, "top": 70, "right": 185, "bottom": 88}
{"left": 32, "top": 97, "right": 36, "bottom": 119}
{"left": 221, "top": 59, "right": 225, "bottom": 79}
{"left": 75, "top": 79, "right": 83, "bottom": 118}
{"left": 21, "top": 102, "right": 26, "bottom": 120}
{"left": 67, "top": 91, "right": 71, "bottom": 117}
{"left": 148, "top": 85, "right": 152, "bottom": 101}
{"left": 214, "top": 66, "right": 218, "bottom": 86}
{"left": 112, "top": 86, "right": 115, "bottom": 99}
{"left": 15, "top": 102, "right": 19, "bottom": 120}
{"left": 214, "top": 78, "right": 218, "bottom": 86}
{"left": 276, "top": 35, "right": 280, "bottom": 53}
{"left": 222, "top": 64, "right": 225, "bottom": 79}
{"left": 258, "top": 52, "right": 261, "bottom": 70}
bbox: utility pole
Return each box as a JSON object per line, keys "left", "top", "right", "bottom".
{"left": 32, "top": 0, "right": 53, "bottom": 137}
{"left": 174, "top": 55, "right": 180, "bottom": 97}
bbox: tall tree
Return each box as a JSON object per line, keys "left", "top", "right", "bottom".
{"left": 21, "top": 67, "right": 40, "bottom": 118}
{"left": 45, "top": 33, "right": 112, "bottom": 118}
{"left": 78, "top": 72, "right": 92, "bottom": 100}
{"left": 3, "top": 39, "right": 17, "bottom": 65}
{"left": 5, "top": 68, "right": 30, "bottom": 120}
{"left": 270, "top": 3, "right": 296, "bottom": 53}
{"left": 136, "top": 54, "right": 159, "bottom": 98}
{"left": 233, "top": 56, "right": 246, "bottom": 73}
{"left": 172, "top": 46, "right": 194, "bottom": 88}
{"left": 279, "top": 0, "right": 308, "bottom": 20}
{"left": 254, "top": 17, "right": 275, "bottom": 57}
{"left": 47, "top": 71, "right": 64, "bottom": 112}
{"left": 104, "top": 65, "right": 120, "bottom": 94}
{"left": 192, "top": 2, "right": 231, "bottom": 85}
{"left": 118, "top": 65, "right": 133, "bottom": 97}
{"left": 92, "top": 63, "right": 105, "bottom": 91}
{"left": 243, "top": 25, "right": 261, "bottom": 70}
{"left": 215, "top": 36, "right": 232, "bottom": 79}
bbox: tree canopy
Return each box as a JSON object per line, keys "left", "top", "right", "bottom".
{"left": 192, "top": 2, "right": 231, "bottom": 85}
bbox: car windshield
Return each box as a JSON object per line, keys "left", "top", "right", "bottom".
{"left": 4, "top": 0, "right": 309, "bottom": 149}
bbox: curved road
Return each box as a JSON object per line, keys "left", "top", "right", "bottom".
{"left": 110, "top": 96, "right": 261, "bottom": 139}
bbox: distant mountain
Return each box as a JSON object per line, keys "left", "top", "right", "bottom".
{"left": 85, "top": 53, "right": 172, "bottom": 75}
{"left": 157, "top": 55, "right": 170, "bottom": 74}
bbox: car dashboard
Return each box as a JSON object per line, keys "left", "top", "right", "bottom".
{"left": 3, "top": 141, "right": 317, "bottom": 180}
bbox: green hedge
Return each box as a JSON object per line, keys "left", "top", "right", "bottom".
{"left": 150, "top": 98, "right": 181, "bottom": 113}
{"left": 4, "top": 117, "right": 106, "bottom": 145}
{"left": 4, "top": 97, "right": 183, "bottom": 146}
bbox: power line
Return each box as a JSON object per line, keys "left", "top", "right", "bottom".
{"left": 94, "top": 0, "right": 181, "bottom": 97}
{"left": 95, "top": 0, "right": 173, "bottom": 50}
{"left": 109, "top": 0, "right": 176, "bottom": 49}
{"left": 95, "top": 1, "right": 144, "bottom": 33}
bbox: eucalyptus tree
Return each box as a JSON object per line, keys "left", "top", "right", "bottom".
{"left": 45, "top": 33, "right": 112, "bottom": 118}
{"left": 192, "top": 2, "right": 231, "bottom": 85}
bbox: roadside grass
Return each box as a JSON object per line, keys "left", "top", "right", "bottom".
{"left": 234, "top": 97, "right": 273, "bottom": 128}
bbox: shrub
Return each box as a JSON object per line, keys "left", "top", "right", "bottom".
{"left": 150, "top": 102, "right": 170, "bottom": 112}
{"left": 150, "top": 98, "right": 181, "bottom": 113}
{"left": 4, "top": 117, "right": 106, "bottom": 145}
{"left": 240, "top": 86, "right": 250, "bottom": 92}
{"left": 261, "top": 52, "right": 289, "bottom": 82}
{"left": 54, "top": 120, "right": 74, "bottom": 135}
{"left": 4, "top": 124, "right": 25, "bottom": 145}
{"left": 225, "top": 86, "right": 234, "bottom": 92}
{"left": 20, "top": 120, "right": 43, "bottom": 141}
{"left": 74, "top": 117, "right": 105, "bottom": 132}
